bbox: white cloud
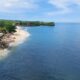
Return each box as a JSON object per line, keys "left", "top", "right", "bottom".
{"left": 74, "top": 0, "right": 80, "bottom": 5}
{"left": 0, "top": 0, "right": 38, "bottom": 12}
{"left": 49, "top": 0, "right": 68, "bottom": 10}
{"left": 47, "top": 0, "right": 80, "bottom": 16}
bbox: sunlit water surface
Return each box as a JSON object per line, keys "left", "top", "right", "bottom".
{"left": 0, "top": 23, "right": 80, "bottom": 80}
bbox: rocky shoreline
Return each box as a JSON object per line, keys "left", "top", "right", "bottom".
{"left": 0, "top": 27, "right": 30, "bottom": 56}
{"left": 0, "top": 33, "right": 15, "bottom": 49}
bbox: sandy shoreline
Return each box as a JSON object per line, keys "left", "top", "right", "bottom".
{"left": 0, "top": 27, "right": 30, "bottom": 58}
{"left": 9, "top": 28, "right": 30, "bottom": 46}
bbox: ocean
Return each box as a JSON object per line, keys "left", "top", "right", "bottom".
{"left": 0, "top": 23, "right": 80, "bottom": 80}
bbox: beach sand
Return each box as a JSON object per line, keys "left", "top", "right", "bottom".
{"left": 0, "top": 27, "right": 30, "bottom": 59}
{"left": 9, "top": 28, "right": 30, "bottom": 46}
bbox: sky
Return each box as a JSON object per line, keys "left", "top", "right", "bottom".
{"left": 0, "top": 0, "right": 80, "bottom": 22}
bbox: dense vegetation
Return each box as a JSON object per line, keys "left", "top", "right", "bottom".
{"left": 0, "top": 20, "right": 16, "bottom": 33}
{"left": 16, "top": 21, "right": 55, "bottom": 26}
{"left": 0, "top": 19, "right": 55, "bottom": 33}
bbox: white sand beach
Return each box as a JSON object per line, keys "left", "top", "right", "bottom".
{"left": 9, "top": 26, "right": 30, "bottom": 46}
{"left": 0, "top": 26, "right": 30, "bottom": 59}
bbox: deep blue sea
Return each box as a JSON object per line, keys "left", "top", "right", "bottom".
{"left": 0, "top": 23, "right": 80, "bottom": 80}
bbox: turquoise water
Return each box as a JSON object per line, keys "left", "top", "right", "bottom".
{"left": 0, "top": 23, "right": 80, "bottom": 80}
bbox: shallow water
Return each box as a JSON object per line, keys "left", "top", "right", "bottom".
{"left": 0, "top": 23, "right": 80, "bottom": 80}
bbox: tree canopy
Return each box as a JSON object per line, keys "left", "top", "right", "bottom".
{"left": 0, "top": 19, "right": 55, "bottom": 33}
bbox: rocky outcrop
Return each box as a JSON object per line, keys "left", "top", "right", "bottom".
{"left": 0, "top": 33, "right": 10, "bottom": 49}
{"left": 0, "top": 41, "right": 9, "bottom": 49}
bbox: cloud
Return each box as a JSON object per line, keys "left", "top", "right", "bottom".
{"left": 47, "top": 0, "right": 80, "bottom": 16}
{"left": 0, "top": 0, "right": 38, "bottom": 13}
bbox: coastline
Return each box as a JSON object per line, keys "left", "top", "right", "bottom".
{"left": 0, "top": 27, "right": 30, "bottom": 58}
{"left": 9, "top": 27, "right": 30, "bottom": 46}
